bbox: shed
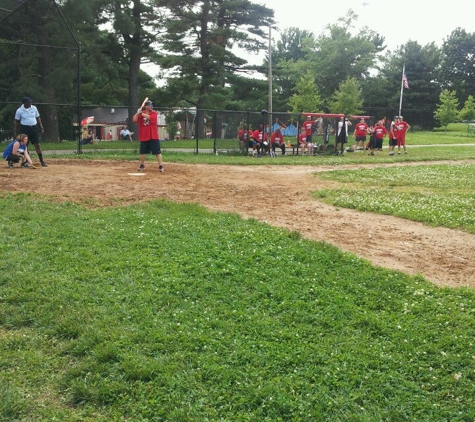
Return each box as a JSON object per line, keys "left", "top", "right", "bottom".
{"left": 81, "top": 107, "right": 129, "bottom": 140}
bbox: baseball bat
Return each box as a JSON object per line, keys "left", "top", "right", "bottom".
{"left": 140, "top": 97, "right": 149, "bottom": 109}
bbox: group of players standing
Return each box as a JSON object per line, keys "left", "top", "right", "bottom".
{"left": 238, "top": 114, "right": 410, "bottom": 157}
{"left": 350, "top": 115, "right": 411, "bottom": 155}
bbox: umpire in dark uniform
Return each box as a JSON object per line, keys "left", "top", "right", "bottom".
{"left": 13, "top": 96, "right": 48, "bottom": 167}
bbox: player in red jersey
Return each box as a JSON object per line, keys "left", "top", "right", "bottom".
{"left": 353, "top": 118, "right": 369, "bottom": 151}
{"left": 298, "top": 132, "right": 314, "bottom": 155}
{"left": 395, "top": 116, "right": 411, "bottom": 154}
{"left": 132, "top": 101, "right": 164, "bottom": 172}
{"left": 270, "top": 127, "right": 286, "bottom": 156}
{"left": 253, "top": 124, "right": 268, "bottom": 157}
{"left": 369, "top": 121, "right": 388, "bottom": 155}
{"left": 301, "top": 115, "right": 315, "bottom": 143}
{"left": 238, "top": 124, "right": 254, "bottom": 154}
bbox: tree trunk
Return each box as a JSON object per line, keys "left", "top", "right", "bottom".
{"left": 127, "top": 0, "right": 142, "bottom": 134}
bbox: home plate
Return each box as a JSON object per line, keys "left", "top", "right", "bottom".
{"left": 127, "top": 172, "right": 146, "bottom": 176}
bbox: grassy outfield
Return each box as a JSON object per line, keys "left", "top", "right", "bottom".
{"left": 1, "top": 194, "right": 475, "bottom": 421}
{"left": 316, "top": 163, "right": 475, "bottom": 233}
{"left": 60, "top": 143, "right": 475, "bottom": 165}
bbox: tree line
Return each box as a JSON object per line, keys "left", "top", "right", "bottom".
{"left": 1, "top": 0, "right": 474, "bottom": 135}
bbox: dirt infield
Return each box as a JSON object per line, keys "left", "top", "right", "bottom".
{"left": 1, "top": 158, "right": 474, "bottom": 288}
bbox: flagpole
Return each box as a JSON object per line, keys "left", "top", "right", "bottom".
{"left": 398, "top": 64, "right": 405, "bottom": 116}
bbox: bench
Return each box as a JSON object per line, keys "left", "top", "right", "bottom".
{"left": 290, "top": 143, "right": 336, "bottom": 155}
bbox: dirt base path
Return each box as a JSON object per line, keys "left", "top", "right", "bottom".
{"left": 1, "top": 159, "right": 474, "bottom": 288}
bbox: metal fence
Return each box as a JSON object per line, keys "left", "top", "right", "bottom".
{"left": 0, "top": 104, "right": 436, "bottom": 157}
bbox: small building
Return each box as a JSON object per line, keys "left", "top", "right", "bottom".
{"left": 80, "top": 107, "right": 128, "bottom": 141}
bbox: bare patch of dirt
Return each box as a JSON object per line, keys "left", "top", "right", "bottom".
{"left": 1, "top": 158, "right": 474, "bottom": 288}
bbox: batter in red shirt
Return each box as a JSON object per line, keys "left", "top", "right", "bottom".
{"left": 132, "top": 100, "right": 164, "bottom": 172}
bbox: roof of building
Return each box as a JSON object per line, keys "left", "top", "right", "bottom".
{"left": 81, "top": 107, "right": 129, "bottom": 125}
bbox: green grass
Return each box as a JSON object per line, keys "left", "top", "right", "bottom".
{"left": 2, "top": 124, "right": 475, "bottom": 420}
{"left": 1, "top": 194, "right": 475, "bottom": 421}
{"left": 27, "top": 144, "right": 475, "bottom": 166}
{"left": 315, "top": 163, "right": 475, "bottom": 233}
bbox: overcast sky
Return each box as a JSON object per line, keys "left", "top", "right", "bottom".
{"left": 252, "top": 0, "right": 475, "bottom": 60}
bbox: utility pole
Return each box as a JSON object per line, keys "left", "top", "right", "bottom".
{"left": 268, "top": 24, "right": 273, "bottom": 132}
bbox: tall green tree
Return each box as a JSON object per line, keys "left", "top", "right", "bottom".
{"left": 272, "top": 27, "right": 315, "bottom": 63}
{"left": 88, "top": 0, "right": 167, "bottom": 123}
{"left": 459, "top": 95, "right": 475, "bottom": 122}
{"left": 434, "top": 89, "right": 459, "bottom": 131}
{"left": 328, "top": 77, "right": 363, "bottom": 116}
{"left": 270, "top": 27, "right": 316, "bottom": 111}
{"left": 59, "top": 0, "right": 163, "bottom": 109}
{"left": 0, "top": 0, "right": 80, "bottom": 140}
{"left": 439, "top": 28, "right": 475, "bottom": 105}
{"left": 226, "top": 73, "right": 268, "bottom": 111}
{"left": 365, "top": 41, "right": 441, "bottom": 114}
{"left": 61, "top": 0, "right": 131, "bottom": 106}
{"left": 288, "top": 71, "right": 322, "bottom": 113}
{"left": 159, "top": 0, "right": 274, "bottom": 110}
{"left": 308, "top": 10, "right": 384, "bottom": 105}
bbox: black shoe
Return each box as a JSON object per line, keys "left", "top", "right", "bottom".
{"left": 137, "top": 164, "right": 145, "bottom": 171}
{"left": 159, "top": 165, "right": 164, "bottom": 173}
{"left": 40, "top": 161, "right": 48, "bottom": 167}
{"left": 21, "top": 162, "right": 30, "bottom": 168}
{"left": 8, "top": 161, "right": 13, "bottom": 168}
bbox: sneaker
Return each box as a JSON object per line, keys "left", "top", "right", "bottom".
{"left": 159, "top": 165, "right": 164, "bottom": 173}
{"left": 21, "top": 162, "right": 30, "bottom": 168}
{"left": 398, "top": 152, "right": 401, "bottom": 155}
{"left": 40, "top": 161, "right": 48, "bottom": 167}
{"left": 405, "top": 151, "right": 408, "bottom": 154}
{"left": 389, "top": 152, "right": 394, "bottom": 155}
{"left": 137, "top": 164, "right": 145, "bottom": 171}
{"left": 7, "top": 161, "right": 13, "bottom": 168}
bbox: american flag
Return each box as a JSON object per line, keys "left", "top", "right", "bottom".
{"left": 403, "top": 71, "right": 409, "bottom": 89}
